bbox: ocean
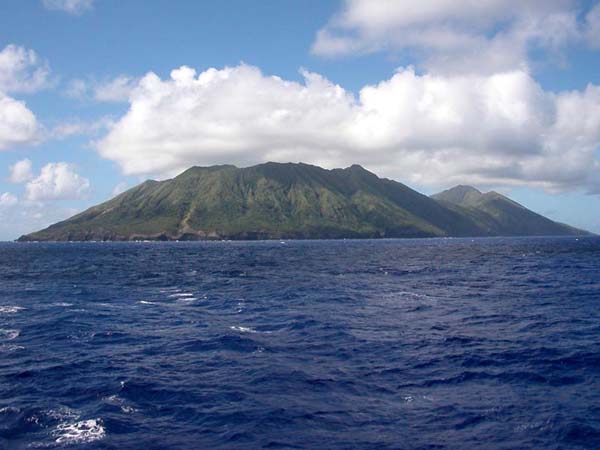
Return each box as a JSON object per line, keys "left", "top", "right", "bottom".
{"left": 1, "top": 237, "right": 599, "bottom": 449}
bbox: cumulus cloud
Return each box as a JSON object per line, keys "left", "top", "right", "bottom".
{"left": 1, "top": 159, "right": 91, "bottom": 239}
{"left": 95, "top": 64, "right": 600, "bottom": 193}
{"left": 0, "top": 192, "right": 17, "bottom": 207}
{"left": 0, "top": 91, "right": 40, "bottom": 150}
{"left": 25, "top": 162, "right": 90, "bottom": 201}
{"left": 0, "top": 44, "right": 50, "bottom": 94}
{"left": 0, "top": 45, "right": 45, "bottom": 150}
{"left": 312, "top": 0, "right": 584, "bottom": 74}
{"left": 9, "top": 159, "right": 34, "bottom": 183}
{"left": 42, "top": 0, "right": 94, "bottom": 15}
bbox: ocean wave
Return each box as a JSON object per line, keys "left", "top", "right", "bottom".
{"left": 103, "top": 394, "right": 138, "bottom": 413}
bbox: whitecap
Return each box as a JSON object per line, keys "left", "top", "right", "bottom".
{"left": 138, "top": 300, "right": 158, "bottom": 305}
{"left": 168, "top": 292, "right": 195, "bottom": 298}
{"left": 0, "top": 329, "right": 20, "bottom": 340}
{"left": 230, "top": 325, "right": 257, "bottom": 333}
{"left": 0, "top": 406, "right": 19, "bottom": 414}
{"left": 94, "top": 302, "right": 113, "bottom": 308}
{"left": 46, "top": 407, "right": 79, "bottom": 422}
{"left": 0, "top": 305, "right": 25, "bottom": 314}
{"left": 53, "top": 418, "right": 105, "bottom": 445}
{"left": 49, "top": 302, "right": 73, "bottom": 307}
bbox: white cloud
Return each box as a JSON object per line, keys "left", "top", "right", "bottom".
{"left": 50, "top": 116, "right": 114, "bottom": 139}
{"left": 586, "top": 4, "right": 600, "bottom": 49}
{"left": 111, "top": 181, "right": 129, "bottom": 197}
{"left": 42, "top": 0, "right": 93, "bottom": 15}
{"left": 0, "top": 200, "right": 79, "bottom": 240}
{"left": 0, "top": 192, "right": 17, "bottom": 207}
{"left": 94, "top": 75, "right": 138, "bottom": 102}
{"left": 25, "top": 162, "right": 90, "bottom": 201}
{"left": 96, "top": 64, "right": 600, "bottom": 193}
{"left": 9, "top": 159, "right": 34, "bottom": 183}
{"left": 312, "top": 0, "right": 584, "bottom": 74}
{"left": 65, "top": 75, "right": 138, "bottom": 102}
{"left": 0, "top": 91, "right": 40, "bottom": 150}
{"left": 0, "top": 44, "right": 50, "bottom": 94}
{"left": 0, "top": 45, "right": 45, "bottom": 151}
{"left": 64, "top": 78, "right": 88, "bottom": 99}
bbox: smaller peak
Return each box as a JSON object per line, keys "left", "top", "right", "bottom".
{"left": 177, "top": 164, "right": 237, "bottom": 177}
{"left": 431, "top": 185, "right": 483, "bottom": 206}
{"left": 343, "top": 164, "right": 377, "bottom": 176}
{"left": 451, "top": 185, "right": 482, "bottom": 194}
{"left": 344, "top": 164, "right": 374, "bottom": 174}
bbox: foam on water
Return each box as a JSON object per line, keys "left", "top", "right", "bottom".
{"left": 0, "top": 329, "right": 20, "bottom": 340}
{"left": 176, "top": 297, "right": 197, "bottom": 303}
{"left": 0, "top": 305, "right": 25, "bottom": 314}
{"left": 230, "top": 325, "right": 257, "bottom": 333}
{"left": 53, "top": 419, "right": 105, "bottom": 445}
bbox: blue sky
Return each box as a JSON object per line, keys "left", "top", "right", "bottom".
{"left": 0, "top": 0, "right": 599, "bottom": 239}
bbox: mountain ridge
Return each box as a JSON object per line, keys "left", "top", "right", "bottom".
{"left": 18, "top": 162, "right": 590, "bottom": 241}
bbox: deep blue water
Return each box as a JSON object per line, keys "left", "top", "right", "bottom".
{"left": 1, "top": 237, "right": 600, "bottom": 449}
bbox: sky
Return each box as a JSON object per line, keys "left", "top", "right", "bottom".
{"left": 0, "top": 0, "right": 599, "bottom": 239}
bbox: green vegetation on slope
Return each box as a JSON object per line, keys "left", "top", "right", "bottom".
{"left": 18, "top": 163, "right": 589, "bottom": 241}
{"left": 431, "top": 185, "right": 586, "bottom": 236}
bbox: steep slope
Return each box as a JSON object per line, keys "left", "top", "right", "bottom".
{"left": 18, "top": 164, "right": 588, "bottom": 241}
{"left": 432, "top": 185, "right": 587, "bottom": 236}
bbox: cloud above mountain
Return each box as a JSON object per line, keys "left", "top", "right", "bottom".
{"left": 311, "top": 0, "right": 595, "bottom": 74}
{"left": 96, "top": 63, "right": 600, "bottom": 193}
{"left": 25, "top": 162, "right": 90, "bottom": 201}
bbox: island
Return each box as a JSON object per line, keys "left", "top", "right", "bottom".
{"left": 18, "top": 162, "right": 589, "bottom": 241}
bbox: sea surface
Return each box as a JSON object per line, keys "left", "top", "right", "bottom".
{"left": 1, "top": 237, "right": 599, "bottom": 449}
